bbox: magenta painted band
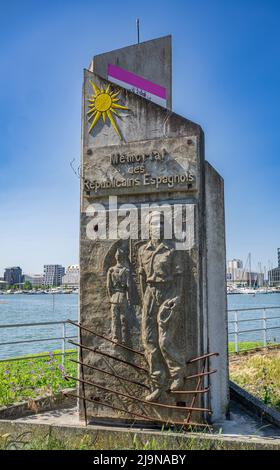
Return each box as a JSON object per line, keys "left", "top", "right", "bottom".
{"left": 108, "top": 64, "right": 166, "bottom": 99}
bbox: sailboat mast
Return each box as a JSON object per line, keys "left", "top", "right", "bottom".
{"left": 249, "top": 252, "right": 252, "bottom": 288}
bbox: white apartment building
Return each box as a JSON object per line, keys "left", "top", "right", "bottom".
{"left": 23, "top": 273, "right": 44, "bottom": 287}
{"left": 62, "top": 265, "right": 79, "bottom": 288}
{"left": 44, "top": 265, "right": 65, "bottom": 286}
{"left": 227, "top": 259, "right": 264, "bottom": 287}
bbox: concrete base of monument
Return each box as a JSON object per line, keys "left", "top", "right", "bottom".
{"left": 1, "top": 399, "right": 280, "bottom": 449}
{"left": 0, "top": 388, "right": 76, "bottom": 420}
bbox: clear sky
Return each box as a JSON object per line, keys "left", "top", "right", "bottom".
{"left": 0, "top": 0, "right": 279, "bottom": 275}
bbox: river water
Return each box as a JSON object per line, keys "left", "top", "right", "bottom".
{"left": 228, "top": 292, "right": 280, "bottom": 345}
{"left": 0, "top": 292, "right": 280, "bottom": 360}
{"left": 0, "top": 293, "right": 78, "bottom": 360}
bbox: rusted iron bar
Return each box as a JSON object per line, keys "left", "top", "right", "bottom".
{"left": 65, "top": 375, "right": 212, "bottom": 414}
{"left": 68, "top": 339, "right": 148, "bottom": 373}
{"left": 70, "top": 358, "right": 150, "bottom": 390}
{"left": 187, "top": 352, "right": 219, "bottom": 363}
{"left": 67, "top": 319, "right": 145, "bottom": 358}
{"left": 170, "top": 388, "right": 210, "bottom": 394}
{"left": 64, "top": 391, "right": 212, "bottom": 430}
{"left": 186, "top": 358, "right": 206, "bottom": 423}
{"left": 79, "top": 329, "right": 87, "bottom": 426}
{"left": 185, "top": 369, "right": 217, "bottom": 380}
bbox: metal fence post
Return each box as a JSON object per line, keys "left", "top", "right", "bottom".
{"left": 234, "top": 311, "right": 239, "bottom": 353}
{"left": 62, "top": 322, "right": 66, "bottom": 367}
{"left": 263, "top": 309, "right": 267, "bottom": 347}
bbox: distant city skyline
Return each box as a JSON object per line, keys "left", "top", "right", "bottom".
{"left": 1, "top": 1, "right": 280, "bottom": 273}
{"left": 0, "top": 263, "right": 78, "bottom": 277}
{"left": 1, "top": 249, "right": 279, "bottom": 278}
{"left": 1, "top": 263, "right": 80, "bottom": 288}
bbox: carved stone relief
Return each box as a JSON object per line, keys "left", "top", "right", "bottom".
{"left": 105, "top": 210, "right": 191, "bottom": 404}
{"left": 107, "top": 248, "right": 132, "bottom": 344}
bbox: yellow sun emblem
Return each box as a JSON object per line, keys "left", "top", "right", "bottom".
{"left": 87, "top": 80, "right": 129, "bottom": 140}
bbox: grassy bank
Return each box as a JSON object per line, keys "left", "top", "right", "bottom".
{"left": 228, "top": 341, "right": 264, "bottom": 353}
{"left": 229, "top": 349, "right": 280, "bottom": 411}
{"left": 0, "top": 342, "right": 260, "bottom": 407}
{"left": 0, "top": 430, "right": 263, "bottom": 450}
{"left": 1, "top": 343, "right": 279, "bottom": 410}
{"left": 0, "top": 350, "right": 76, "bottom": 407}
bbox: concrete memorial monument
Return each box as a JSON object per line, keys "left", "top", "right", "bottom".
{"left": 73, "top": 35, "right": 229, "bottom": 428}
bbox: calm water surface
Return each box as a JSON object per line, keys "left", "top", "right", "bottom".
{"left": 228, "top": 293, "right": 280, "bottom": 344}
{"left": 0, "top": 294, "right": 78, "bottom": 359}
{"left": 0, "top": 292, "right": 280, "bottom": 359}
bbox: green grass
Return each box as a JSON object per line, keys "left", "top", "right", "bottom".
{"left": 0, "top": 342, "right": 278, "bottom": 409}
{"left": 228, "top": 341, "right": 265, "bottom": 353}
{"left": 229, "top": 349, "right": 280, "bottom": 411}
{"left": 1, "top": 344, "right": 279, "bottom": 450}
{"left": 0, "top": 430, "right": 263, "bottom": 450}
{"left": 0, "top": 350, "right": 77, "bottom": 407}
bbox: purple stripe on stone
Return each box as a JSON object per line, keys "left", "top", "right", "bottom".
{"left": 108, "top": 64, "right": 166, "bottom": 99}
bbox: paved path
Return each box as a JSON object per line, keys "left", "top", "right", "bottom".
{"left": 13, "top": 400, "right": 280, "bottom": 439}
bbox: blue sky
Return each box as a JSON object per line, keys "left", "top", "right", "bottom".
{"left": 0, "top": 0, "right": 279, "bottom": 275}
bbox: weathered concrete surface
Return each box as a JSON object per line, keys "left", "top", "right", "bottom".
{"left": 90, "top": 35, "right": 172, "bottom": 109}
{"left": 0, "top": 388, "right": 76, "bottom": 420}
{"left": 80, "top": 70, "right": 206, "bottom": 424}
{"left": 1, "top": 401, "right": 280, "bottom": 450}
{"left": 83, "top": 135, "right": 199, "bottom": 198}
{"left": 9, "top": 402, "right": 280, "bottom": 438}
{"left": 83, "top": 71, "right": 201, "bottom": 150}
{"left": 230, "top": 381, "right": 280, "bottom": 429}
{"left": 205, "top": 162, "right": 229, "bottom": 421}
{"left": 79, "top": 59, "right": 229, "bottom": 424}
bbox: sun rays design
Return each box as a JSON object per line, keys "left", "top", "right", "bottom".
{"left": 87, "top": 80, "right": 129, "bottom": 140}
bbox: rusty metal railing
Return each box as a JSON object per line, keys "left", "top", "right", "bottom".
{"left": 65, "top": 319, "right": 218, "bottom": 431}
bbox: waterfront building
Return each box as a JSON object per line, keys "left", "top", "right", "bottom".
{"left": 269, "top": 268, "right": 280, "bottom": 286}
{"left": 0, "top": 279, "right": 8, "bottom": 290}
{"left": 43, "top": 265, "right": 65, "bottom": 286}
{"left": 227, "top": 259, "right": 244, "bottom": 284}
{"left": 62, "top": 265, "right": 79, "bottom": 288}
{"left": 23, "top": 273, "right": 44, "bottom": 287}
{"left": 227, "top": 259, "right": 264, "bottom": 287}
{"left": 4, "top": 266, "right": 23, "bottom": 286}
{"left": 268, "top": 248, "right": 280, "bottom": 287}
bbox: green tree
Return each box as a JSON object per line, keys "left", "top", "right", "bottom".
{"left": 23, "top": 281, "right": 32, "bottom": 290}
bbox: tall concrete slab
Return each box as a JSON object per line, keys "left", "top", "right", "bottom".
{"left": 205, "top": 162, "right": 229, "bottom": 421}
{"left": 90, "top": 35, "right": 172, "bottom": 110}
{"left": 78, "top": 37, "right": 229, "bottom": 428}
